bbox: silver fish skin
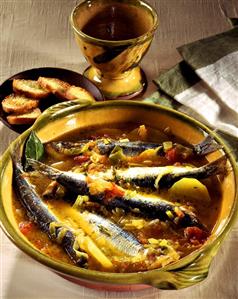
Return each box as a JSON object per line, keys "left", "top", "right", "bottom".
{"left": 98, "top": 156, "right": 226, "bottom": 189}
{"left": 46, "top": 140, "right": 160, "bottom": 157}
{"left": 27, "top": 159, "right": 206, "bottom": 229}
{"left": 157, "top": 156, "right": 226, "bottom": 189}
{"left": 12, "top": 155, "right": 88, "bottom": 266}
{"left": 98, "top": 134, "right": 221, "bottom": 156}
{"left": 90, "top": 192, "right": 206, "bottom": 230}
{"left": 46, "top": 134, "right": 221, "bottom": 157}
{"left": 82, "top": 212, "right": 144, "bottom": 256}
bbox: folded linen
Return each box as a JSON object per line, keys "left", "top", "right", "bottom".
{"left": 178, "top": 27, "right": 238, "bottom": 113}
{"left": 153, "top": 26, "right": 238, "bottom": 139}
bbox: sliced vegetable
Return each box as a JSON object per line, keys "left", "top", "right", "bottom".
{"left": 169, "top": 178, "right": 211, "bottom": 203}
{"left": 78, "top": 236, "right": 114, "bottom": 269}
{"left": 127, "top": 146, "right": 166, "bottom": 166}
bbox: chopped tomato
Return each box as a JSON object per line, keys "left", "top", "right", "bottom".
{"left": 184, "top": 226, "right": 208, "bottom": 243}
{"left": 104, "top": 184, "right": 125, "bottom": 201}
{"left": 19, "top": 221, "right": 34, "bottom": 235}
{"left": 165, "top": 147, "right": 178, "bottom": 163}
{"left": 74, "top": 155, "right": 90, "bottom": 164}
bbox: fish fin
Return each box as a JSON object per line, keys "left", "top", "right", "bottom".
{"left": 193, "top": 134, "right": 222, "bottom": 156}
{"left": 200, "top": 155, "right": 227, "bottom": 177}
{"left": 27, "top": 158, "right": 60, "bottom": 179}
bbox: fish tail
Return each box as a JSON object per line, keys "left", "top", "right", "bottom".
{"left": 158, "top": 155, "right": 227, "bottom": 189}
{"left": 27, "top": 158, "right": 59, "bottom": 179}
{"left": 201, "top": 155, "right": 227, "bottom": 176}
{"left": 193, "top": 134, "right": 222, "bottom": 156}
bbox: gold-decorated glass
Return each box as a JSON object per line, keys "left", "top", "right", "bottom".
{"left": 70, "top": 0, "right": 158, "bottom": 99}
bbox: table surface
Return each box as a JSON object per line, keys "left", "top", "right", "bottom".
{"left": 1, "top": 1, "right": 238, "bottom": 298}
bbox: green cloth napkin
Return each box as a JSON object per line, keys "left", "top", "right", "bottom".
{"left": 154, "top": 27, "right": 238, "bottom": 138}
{"left": 144, "top": 25, "right": 238, "bottom": 160}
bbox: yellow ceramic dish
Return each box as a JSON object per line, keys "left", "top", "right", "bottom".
{"left": 0, "top": 100, "right": 237, "bottom": 291}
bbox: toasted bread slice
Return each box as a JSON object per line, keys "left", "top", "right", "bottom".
{"left": 65, "top": 86, "right": 95, "bottom": 102}
{"left": 13, "top": 79, "right": 50, "bottom": 99}
{"left": 38, "top": 77, "right": 70, "bottom": 99}
{"left": 2, "top": 94, "right": 39, "bottom": 114}
{"left": 7, "top": 108, "right": 41, "bottom": 125}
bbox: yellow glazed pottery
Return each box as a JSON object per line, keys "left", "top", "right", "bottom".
{"left": 70, "top": 0, "right": 158, "bottom": 99}
{"left": 0, "top": 100, "right": 237, "bottom": 291}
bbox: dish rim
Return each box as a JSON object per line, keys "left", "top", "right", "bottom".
{"left": 0, "top": 100, "right": 237, "bottom": 286}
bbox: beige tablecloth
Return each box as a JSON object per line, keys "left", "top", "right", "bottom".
{"left": 0, "top": 1, "right": 238, "bottom": 298}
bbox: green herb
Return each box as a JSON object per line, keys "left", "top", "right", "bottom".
{"left": 163, "top": 141, "right": 173, "bottom": 152}
{"left": 73, "top": 195, "right": 89, "bottom": 209}
{"left": 24, "top": 131, "right": 44, "bottom": 171}
{"left": 108, "top": 146, "right": 126, "bottom": 165}
{"left": 166, "top": 210, "right": 174, "bottom": 219}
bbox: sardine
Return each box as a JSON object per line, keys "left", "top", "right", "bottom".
{"left": 106, "top": 156, "right": 227, "bottom": 189}
{"left": 90, "top": 191, "right": 206, "bottom": 230}
{"left": 46, "top": 134, "right": 220, "bottom": 157}
{"left": 157, "top": 156, "right": 226, "bottom": 189}
{"left": 11, "top": 153, "right": 88, "bottom": 267}
{"left": 27, "top": 159, "right": 206, "bottom": 229}
{"left": 78, "top": 211, "right": 144, "bottom": 256}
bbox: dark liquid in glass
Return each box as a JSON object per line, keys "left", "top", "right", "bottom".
{"left": 81, "top": 4, "right": 152, "bottom": 41}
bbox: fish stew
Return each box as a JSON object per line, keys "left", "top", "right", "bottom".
{"left": 12, "top": 124, "right": 223, "bottom": 273}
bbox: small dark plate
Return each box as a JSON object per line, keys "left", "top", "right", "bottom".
{"left": 0, "top": 67, "right": 105, "bottom": 134}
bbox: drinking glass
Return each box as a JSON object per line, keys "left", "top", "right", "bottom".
{"left": 70, "top": 0, "right": 158, "bottom": 99}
